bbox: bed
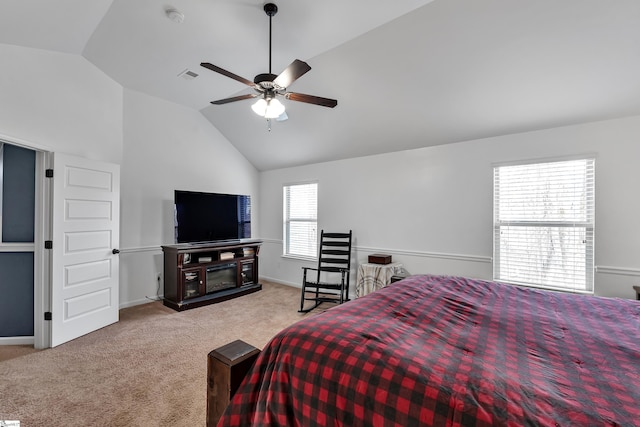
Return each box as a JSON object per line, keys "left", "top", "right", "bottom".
{"left": 217, "top": 274, "right": 640, "bottom": 426}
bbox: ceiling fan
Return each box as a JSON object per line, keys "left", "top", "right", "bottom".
{"left": 200, "top": 3, "right": 337, "bottom": 120}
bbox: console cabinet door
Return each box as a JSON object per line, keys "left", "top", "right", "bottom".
{"left": 182, "top": 268, "right": 203, "bottom": 299}
{"left": 240, "top": 260, "right": 255, "bottom": 285}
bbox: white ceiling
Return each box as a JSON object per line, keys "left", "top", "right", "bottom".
{"left": 2, "top": 0, "right": 640, "bottom": 170}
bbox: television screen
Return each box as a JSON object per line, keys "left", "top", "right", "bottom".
{"left": 174, "top": 190, "right": 251, "bottom": 243}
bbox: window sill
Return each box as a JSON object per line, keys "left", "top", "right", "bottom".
{"left": 282, "top": 254, "right": 317, "bottom": 263}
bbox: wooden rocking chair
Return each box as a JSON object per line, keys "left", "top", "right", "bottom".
{"left": 299, "top": 230, "right": 352, "bottom": 313}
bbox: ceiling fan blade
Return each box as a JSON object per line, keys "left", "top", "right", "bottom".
{"left": 201, "top": 62, "right": 255, "bottom": 87}
{"left": 273, "top": 60, "right": 311, "bottom": 89}
{"left": 285, "top": 92, "right": 338, "bottom": 108}
{"left": 210, "top": 94, "right": 257, "bottom": 105}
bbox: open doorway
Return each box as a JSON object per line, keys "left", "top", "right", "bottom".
{"left": 0, "top": 141, "right": 44, "bottom": 347}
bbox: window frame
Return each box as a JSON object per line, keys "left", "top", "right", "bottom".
{"left": 283, "top": 181, "right": 318, "bottom": 260}
{"left": 493, "top": 157, "right": 595, "bottom": 293}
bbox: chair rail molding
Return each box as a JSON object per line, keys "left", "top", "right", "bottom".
{"left": 262, "top": 238, "right": 491, "bottom": 264}
{"left": 595, "top": 265, "right": 640, "bottom": 277}
{"left": 119, "top": 245, "right": 163, "bottom": 254}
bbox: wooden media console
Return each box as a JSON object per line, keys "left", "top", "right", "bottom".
{"left": 161, "top": 240, "right": 262, "bottom": 311}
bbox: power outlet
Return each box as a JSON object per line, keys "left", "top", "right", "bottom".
{"left": 144, "top": 273, "right": 165, "bottom": 302}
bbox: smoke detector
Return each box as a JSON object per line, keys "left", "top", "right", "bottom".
{"left": 166, "top": 8, "right": 184, "bottom": 24}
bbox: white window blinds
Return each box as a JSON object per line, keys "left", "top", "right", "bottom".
{"left": 493, "top": 158, "right": 595, "bottom": 292}
{"left": 284, "top": 182, "right": 318, "bottom": 258}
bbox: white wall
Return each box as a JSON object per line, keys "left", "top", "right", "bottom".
{"left": 119, "top": 89, "right": 260, "bottom": 307}
{"left": 258, "top": 115, "right": 640, "bottom": 300}
{"left": 1, "top": 43, "right": 638, "bottom": 307}
{"left": 0, "top": 43, "right": 261, "bottom": 309}
{"left": 0, "top": 43, "right": 123, "bottom": 162}
{"left": 0, "top": 43, "right": 124, "bottom": 345}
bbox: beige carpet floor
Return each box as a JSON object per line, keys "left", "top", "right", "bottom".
{"left": 0, "top": 281, "right": 320, "bottom": 427}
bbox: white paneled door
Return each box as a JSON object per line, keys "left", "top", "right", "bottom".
{"left": 50, "top": 153, "right": 120, "bottom": 347}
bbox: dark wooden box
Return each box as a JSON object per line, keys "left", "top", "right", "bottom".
{"left": 207, "top": 340, "right": 260, "bottom": 426}
{"left": 368, "top": 253, "right": 392, "bottom": 264}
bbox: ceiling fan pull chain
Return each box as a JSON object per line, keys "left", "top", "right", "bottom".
{"left": 267, "top": 118, "right": 272, "bottom": 132}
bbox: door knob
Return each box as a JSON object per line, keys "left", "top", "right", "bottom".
{"left": 112, "top": 249, "right": 120, "bottom": 254}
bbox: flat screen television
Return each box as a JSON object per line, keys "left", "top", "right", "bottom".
{"left": 174, "top": 190, "right": 251, "bottom": 243}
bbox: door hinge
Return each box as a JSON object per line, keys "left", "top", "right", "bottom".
{"left": 44, "top": 240, "right": 53, "bottom": 249}
{"left": 45, "top": 169, "right": 54, "bottom": 178}
{"left": 44, "top": 312, "right": 52, "bottom": 321}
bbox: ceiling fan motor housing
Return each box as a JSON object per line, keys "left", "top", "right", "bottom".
{"left": 254, "top": 73, "right": 278, "bottom": 87}
{"left": 264, "top": 3, "right": 278, "bottom": 17}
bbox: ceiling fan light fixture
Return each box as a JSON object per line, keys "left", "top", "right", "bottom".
{"left": 264, "top": 98, "right": 285, "bottom": 119}
{"left": 252, "top": 97, "right": 285, "bottom": 118}
{"left": 251, "top": 98, "right": 267, "bottom": 116}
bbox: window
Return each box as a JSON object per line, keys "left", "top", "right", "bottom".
{"left": 283, "top": 182, "right": 318, "bottom": 258}
{"left": 493, "top": 158, "right": 595, "bottom": 292}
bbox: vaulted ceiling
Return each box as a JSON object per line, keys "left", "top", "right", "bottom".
{"left": 2, "top": 0, "right": 640, "bottom": 170}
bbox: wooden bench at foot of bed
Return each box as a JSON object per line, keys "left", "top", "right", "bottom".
{"left": 207, "top": 340, "right": 260, "bottom": 427}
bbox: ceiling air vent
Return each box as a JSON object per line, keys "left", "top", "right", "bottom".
{"left": 177, "top": 69, "right": 199, "bottom": 80}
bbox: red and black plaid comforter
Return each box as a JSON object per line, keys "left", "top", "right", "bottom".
{"left": 219, "top": 274, "right": 640, "bottom": 426}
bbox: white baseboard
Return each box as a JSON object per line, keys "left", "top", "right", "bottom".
{"left": 261, "top": 277, "right": 359, "bottom": 300}
{"left": 261, "top": 276, "right": 300, "bottom": 289}
{"left": 119, "top": 295, "right": 164, "bottom": 309}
